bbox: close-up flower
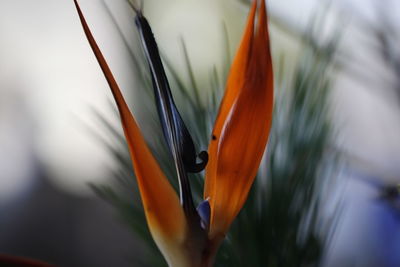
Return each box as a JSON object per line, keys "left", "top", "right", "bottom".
{"left": 1, "top": 0, "right": 399, "bottom": 266}
{"left": 73, "top": 0, "right": 273, "bottom": 265}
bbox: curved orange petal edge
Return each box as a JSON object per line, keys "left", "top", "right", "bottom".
{"left": 205, "top": 0, "right": 274, "bottom": 239}
{"left": 72, "top": 1, "right": 189, "bottom": 265}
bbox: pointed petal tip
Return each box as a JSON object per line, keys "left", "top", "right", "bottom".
{"left": 205, "top": 0, "right": 273, "bottom": 238}
{"left": 73, "top": 0, "right": 188, "bottom": 260}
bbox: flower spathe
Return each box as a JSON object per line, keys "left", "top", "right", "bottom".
{"left": 73, "top": 0, "right": 273, "bottom": 266}
{"left": 73, "top": 2, "right": 193, "bottom": 266}
{"left": 205, "top": 0, "right": 273, "bottom": 241}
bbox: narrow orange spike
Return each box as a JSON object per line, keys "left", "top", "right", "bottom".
{"left": 205, "top": 0, "right": 273, "bottom": 239}
{"left": 72, "top": 0, "right": 188, "bottom": 263}
{"left": 204, "top": 1, "right": 257, "bottom": 202}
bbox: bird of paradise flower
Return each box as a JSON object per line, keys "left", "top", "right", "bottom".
{"left": 73, "top": 0, "right": 273, "bottom": 266}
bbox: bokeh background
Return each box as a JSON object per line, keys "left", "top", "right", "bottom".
{"left": 0, "top": 0, "right": 399, "bottom": 266}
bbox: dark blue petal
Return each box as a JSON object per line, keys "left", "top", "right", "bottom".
{"left": 197, "top": 199, "right": 211, "bottom": 230}
{"left": 134, "top": 13, "right": 208, "bottom": 174}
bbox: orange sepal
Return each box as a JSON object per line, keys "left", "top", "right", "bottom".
{"left": 204, "top": 0, "right": 274, "bottom": 239}
{"left": 73, "top": 1, "right": 188, "bottom": 264}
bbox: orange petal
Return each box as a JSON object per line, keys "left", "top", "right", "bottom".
{"left": 205, "top": 0, "right": 274, "bottom": 239}
{"left": 73, "top": 1, "right": 188, "bottom": 264}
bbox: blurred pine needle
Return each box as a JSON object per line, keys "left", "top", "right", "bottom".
{"left": 89, "top": 1, "right": 342, "bottom": 266}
